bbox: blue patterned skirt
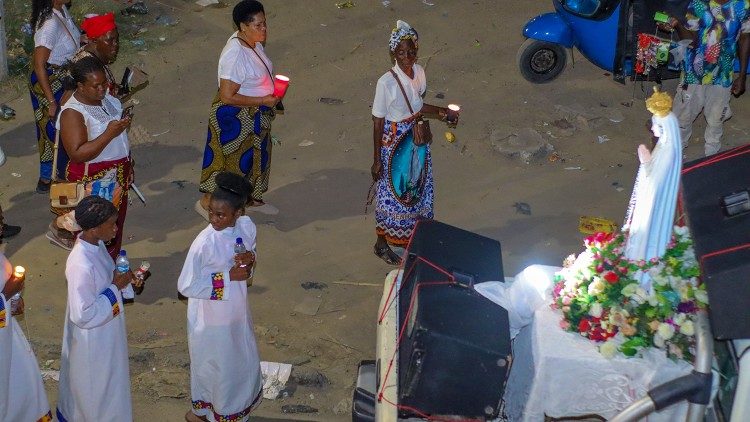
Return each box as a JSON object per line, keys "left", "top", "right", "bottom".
{"left": 375, "top": 119, "right": 434, "bottom": 246}
{"left": 199, "top": 92, "right": 274, "bottom": 201}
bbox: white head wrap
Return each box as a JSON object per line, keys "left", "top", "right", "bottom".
{"left": 389, "top": 20, "right": 418, "bottom": 52}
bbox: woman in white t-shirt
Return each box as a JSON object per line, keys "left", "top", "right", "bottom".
{"left": 49, "top": 56, "right": 134, "bottom": 262}
{"left": 198, "top": 0, "right": 281, "bottom": 218}
{"left": 30, "top": 0, "right": 80, "bottom": 194}
{"left": 370, "top": 20, "right": 452, "bottom": 265}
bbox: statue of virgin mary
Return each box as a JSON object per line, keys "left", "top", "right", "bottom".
{"left": 623, "top": 88, "right": 683, "bottom": 289}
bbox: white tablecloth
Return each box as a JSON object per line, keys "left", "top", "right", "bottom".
{"left": 504, "top": 306, "right": 693, "bottom": 421}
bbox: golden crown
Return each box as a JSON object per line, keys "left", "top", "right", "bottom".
{"left": 645, "top": 87, "right": 673, "bottom": 117}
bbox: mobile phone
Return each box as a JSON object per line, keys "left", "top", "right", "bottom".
{"left": 121, "top": 105, "right": 134, "bottom": 119}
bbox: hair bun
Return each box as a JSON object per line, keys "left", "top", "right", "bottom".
{"left": 215, "top": 171, "right": 251, "bottom": 198}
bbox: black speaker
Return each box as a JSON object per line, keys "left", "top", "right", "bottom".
{"left": 396, "top": 220, "right": 510, "bottom": 419}
{"left": 681, "top": 144, "right": 750, "bottom": 339}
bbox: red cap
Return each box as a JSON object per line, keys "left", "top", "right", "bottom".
{"left": 81, "top": 12, "right": 116, "bottom": 39}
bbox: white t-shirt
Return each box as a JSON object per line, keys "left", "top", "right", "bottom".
{"left": 217, "top": 32, "right": 274, "bottom": 97}
{"left": 34, "top": 6, "right": 80, "bottom": 66}
{"left": 57, "top": 93, "right": 129, "bottom": 164}
{"left": 372, "top": 64, "right": 426, "bottom": 122}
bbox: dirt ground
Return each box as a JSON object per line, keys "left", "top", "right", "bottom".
{"left": 1, "top": 0, "right": 749, "bottom": 420}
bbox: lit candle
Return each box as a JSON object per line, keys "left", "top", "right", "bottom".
{"left": 446, "top": 104, "right": 461, "bottom": 125}
{"left": 13, "top": 266, "right": 25, "bottom": 279}
{"left": 273, "top": 75, "right": 290, "bottom": 99}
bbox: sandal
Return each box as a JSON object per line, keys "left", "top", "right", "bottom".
{"left": 46, "top": 228, "right": 75, "bottom": 251}
{"left": 374, "top": 245, "right": 402, "bottom": 266}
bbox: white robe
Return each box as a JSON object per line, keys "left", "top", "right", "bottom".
{"left": 624, "top": 112, "right": 683, "bottom": 288}
{"left": 0, "top": 253, "right": 51, "bottom": 422}
{"left": 178, "top": 216, "right": 262, "bottom": 422}
{"left": 57, "top": 239, "right": 132, "bottom": 422}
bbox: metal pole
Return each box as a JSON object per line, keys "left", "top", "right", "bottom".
{"left": 0, "top": 0, "right": 8, "bottom": 81}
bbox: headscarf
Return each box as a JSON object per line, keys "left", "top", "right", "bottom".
{"left": 81, "top": 12, "right": 116, "bottom": 39}
{"left": 389, "top": 20, "right": 418, "bottom": 52}
{"left": 75, "top": 196, "right": 117, "bottom": 231}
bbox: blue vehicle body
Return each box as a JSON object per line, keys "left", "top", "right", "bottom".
{"left": 519, "top": 0, "right": 750, "bottom": 83}
{"left": 523, "top": 2, "right": 621, "bottom": 72}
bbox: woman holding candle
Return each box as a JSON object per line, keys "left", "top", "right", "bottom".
{"left": 178, "top": 172, "right": 261, "bottom": 422}
{"left": 57, "top": 196, "right": 137, "bottom": 421}
{"left": 0, "top": 254, "right": 53, "bottom": 422}
{"left": 370, "top": 20, "right": 456, "bottom": 265}
{"left": 198, "top": 0, "right": 281, "bottom": 217}
{"left": 30, "top": 0, "right": 81, "bottom": 194}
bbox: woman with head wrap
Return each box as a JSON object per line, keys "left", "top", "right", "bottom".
{"left": 30, "top": 0, "right": 81, "bottom": 194}
{"left": 70, "top": 12, "right": 122, "bottom": 97}
{"left": 46, "top": 56, "right": 134, "bottom": 263}
{"left": 56, "top": 196, "right": 137, "bottom": 421}
{"left": 178, "top": 172, "right": 262, "bottom": 422}
{"left": 197, "top": 0, "right": 282, "bottom": 219}
{"left": 370, "top": 20, "right": 454, "bottom": 264}
{"left": 0, "top": 252, "right": 52, "bottom": 422}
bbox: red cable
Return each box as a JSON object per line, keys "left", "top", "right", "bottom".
{"left": 700, "top": 243, "right": 750, "bottom": 265}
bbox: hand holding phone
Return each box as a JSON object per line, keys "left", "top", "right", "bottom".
{"left": 121, "top": 105, "right": 134, "bottom": 120}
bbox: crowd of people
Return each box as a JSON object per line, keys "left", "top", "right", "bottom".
{"left": 1, "top": 0, "right": 748, "bottom": 421}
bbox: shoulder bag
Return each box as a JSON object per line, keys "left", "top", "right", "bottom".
{"left": 390, "top": 69, "right": 432, "bottom": 145}
{"left": 49, "top": 128, "right": 88, "bottom": 208}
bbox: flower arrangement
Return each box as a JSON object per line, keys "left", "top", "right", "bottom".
{"left": 551, "top": 226, "right": 708, "bottom": 361}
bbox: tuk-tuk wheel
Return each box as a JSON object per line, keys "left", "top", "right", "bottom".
{"left": 517, "top": 39, "right": 567, "bottom": 83}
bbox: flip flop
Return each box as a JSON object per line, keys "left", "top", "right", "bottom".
{"left": 374, "top": 245, "right": 402, "bottom": 266}
{"left": 194, "top": 200, "right": 210, "bottom": 222}
{"left": 46, "top": 230, "right": 74, "bottom": 251}
{"left": 246, "top": 202, "right": 279, "bottom": 215}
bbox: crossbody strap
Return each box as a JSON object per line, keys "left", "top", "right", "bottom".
{"left": 52, "top": 108, "right": 89, "bottom": 182}
{"left": 234, "top": 36, "right": 274, "bottom": 80}
{"left": 389, "top": 69, "right": 417, "bottom": 117}
{"left": 52, "top": 8, "right": 78, "bottom": 47}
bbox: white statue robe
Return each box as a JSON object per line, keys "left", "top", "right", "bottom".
{"left": 624, "top": 113, "right": 683, "bottom": 287}
{"left": 178, "top": 216, "right": 262, "bottom": 422}
{"left": 0, "top": 253, "right": 51, "bottom": 422}
{"left": 56, "top": 239, "right": 132, "bottom": 422}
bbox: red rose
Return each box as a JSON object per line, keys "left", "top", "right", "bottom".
{"left": 604, "top": 271, "right": 619, "bottom": 284}
{"left": 618, "top": 266, "right": 628, "bottom": 275}
{"left": 595, "top": 265, "right": 605, "bottom": 273}
{"left": 578, "top": 319, "right": 591, "bottom": 333}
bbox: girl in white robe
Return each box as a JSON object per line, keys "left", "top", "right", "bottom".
{"left": 57, "top": 196, "right": 136, "bottom": 422}
{"left": 0, "top": 252, "right": 52, "bottom": 422}
{"left": 179, "top": 171, "right": 261, "bottom": 422}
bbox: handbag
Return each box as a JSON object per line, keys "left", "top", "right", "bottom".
{"left": 49, "top": 129, "right": 89, "bottom": 208}
{"left": 390, "top": 70, "right": 432, "bottom": 145}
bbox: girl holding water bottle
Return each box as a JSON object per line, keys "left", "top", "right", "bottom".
{"left": 178, "top": 171, "right": 260, "bottom": 422}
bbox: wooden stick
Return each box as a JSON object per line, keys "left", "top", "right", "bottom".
{"left": 322, "top": 335, "right": 363, "bottom": 354}
{"left": 332, "top": 281, "right": 380, "bottom": 287}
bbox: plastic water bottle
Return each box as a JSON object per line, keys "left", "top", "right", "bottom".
{"left": 116, "top": 250, "right": 130, "bottom": 274}
{"left": 234, "top": 238, "right": 247, "bottom": 268}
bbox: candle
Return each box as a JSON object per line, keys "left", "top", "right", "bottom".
{"left": 13, "top": 266, "right": 25, "bottom": 279}
{"left": 446, "top": 104, "right": 461, "bottom": 125}
{"left": 273, "top": 75, "right": 290, "bottom": 99}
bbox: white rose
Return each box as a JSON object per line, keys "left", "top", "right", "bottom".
{"left": 679, "top": 320, "right": 695, "bottom": 336}
{"left": 621, "top": 284, "right": 637, "bottom": 297}
{"left": 674, "top": 225, "right": 689, "bottom": 236}
{"left": 600, "top": 340, "right": 618, "bottom": 359}
{"left": 673, "top": 313, "right": 686, "bottom": 325}
{"left": 589, "top": 302, "right": 603, "bottom": 318}
{"left": 588, "top": 279, "right": 605, "bottom": 296}
{"left": 657, "top": 323, "right": 675, "bottom": 340}
{"left": 653, "top": 333, "right": 666, "bottom": 348}
{"left": 694, "top": 289, "right": 708, "bottom": 304}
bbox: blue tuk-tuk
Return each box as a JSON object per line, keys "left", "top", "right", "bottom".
{"left": 518, "top": 0, "right": 750, "bottom": 83}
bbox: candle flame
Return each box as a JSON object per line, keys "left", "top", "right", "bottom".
{"left": 275, "top": 75, "right": 290, "bottom": 82}
{"left": 448, "top": 104, "right": 460, "bottom": 111}
{"left": 13, "top": 266, "right": 25, "bottom": 278}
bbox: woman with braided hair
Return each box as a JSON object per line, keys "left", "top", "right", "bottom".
{"left": 57, "top": 196, "right": 139, "bottom": 421}
{"left": 370, "top": 20, "right": 453, "bottom": 265}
